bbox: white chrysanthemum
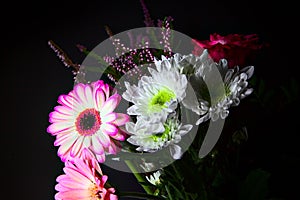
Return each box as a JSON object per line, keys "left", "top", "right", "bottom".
{"left": 158, "top": 50, "right": 215, "bottom": 116}
{"left": 173, "top": 50, "right": 214, "bottom": 76}
{"left": 126, "top": 117, "right": 193, "bottom": 159}
{"left": 122, "top": 55, "right": 188, "bottom": 122}
{"left": 165, "top": 50, "right": 254, "bottom": 125}
{"left": 146, "top": 170, "right": 162, "bottom": 186}
{"left": 193, "top": 58, "right": 254, "bottom": 125}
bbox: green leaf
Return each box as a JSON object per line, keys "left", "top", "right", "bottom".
{"left": 238, "top": 169, "right": 270, "bottom": 200}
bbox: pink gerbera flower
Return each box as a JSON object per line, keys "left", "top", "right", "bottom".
{"left": 47, "top": 80, "right": 129, "bottom": 163}
{"left": 55, "top": 157, "right": 118, "bottom": 200}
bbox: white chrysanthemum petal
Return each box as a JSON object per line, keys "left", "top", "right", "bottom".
{"left": 148, "top": 67, "right": 158, "bottom": 76}
{"left": 125, "top": 122, "right": 136, "bottom": 135}
{"left": 196, "top": 114, "right": 210, "bottom": 125}
{"left": 242, "top": 65, "right": 254, "bottom": 78}
{"left": 242, "top": 88, "right": 254, "bottom": 98}
{"left": 169, "top": 144, "right": 183, "bottom": 160}
{"left": 122, "top": 82, "right": 138, "bottom": 102}
{"left": 178, "top": 124, "right": 193, "bottom": 135}
{"left": 127, "top": 105, "right": 140, "bottom": 115}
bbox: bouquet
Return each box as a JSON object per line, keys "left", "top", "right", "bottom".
{"left": 46, "top": 1, "right": 268, "bottom": 199}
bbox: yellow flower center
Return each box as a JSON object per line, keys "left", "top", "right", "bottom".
{"left": 88, "top": 183, "right": 103, "bottom": 200}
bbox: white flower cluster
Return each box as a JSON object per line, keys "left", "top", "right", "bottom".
{"left": 122, "top": 55, "right": 192, "bottom": 159}
{"left": 122, "top": 50, "right": 254, "bottom": 159}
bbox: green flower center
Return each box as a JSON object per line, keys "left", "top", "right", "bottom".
{"left": 205, "top": 84, "right": 232, "bottom": 105}
{"left": 149, "top": 88, "right": 175, "bottom": 112}
{"left": 151, "top": 125, "right": 171, "bottom": 142}
{"left": 217, "top": 85, "right": 232, "bottom": 102}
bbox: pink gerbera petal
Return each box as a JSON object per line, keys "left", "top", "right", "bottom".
{"left": 62, "top": 168, "right": 90, "bottom": 185}
{"left": 57, "top": 94, "right": 82, "bottom": 112}
{"left": 91, "top": 80, "right": 104, "bottom": 91}
{"left": 82, "top": 136, "right": 92, "bottom": 148}
{"left": 96, "top": 153, "right": 106, "bottom": 163}
{"left": 101, "top": 94, "right": 121, "bottom": 116}
{"left": 84, "top": 86, "right": 94, "bottom": 108}
{"left": 112, "top": 113, "right": 130, "bottom": 126}
{"left": 54, "top": 105, "right": 74, "bottom": 116}
{"left": 101, "top": 83, "right": 111, "bottom": 99}
{"left": 110, "top": 131, "right": 125, "bottom": 141}
{"left": 91, "top": 136, "right": 104, "bottom": 154}
{"left": 73, "top": 83, "right": 87, "bottom": 104}
{"left": 47, "top": 122, "right": 73, "bottom": 135}
{"left": 102, "top": 113, "right": 117, "bottom": 123}
{"left": 54, "top": 131, "right": 77, "bottom": 146}
{"left": 70, "top": 136, "right": 84, "bottom": 157}
{"left": 100, "top": 175, "right": 108, "bottom": 186}
{"left": 55, "top": 178, "right": 86, "bottom": 191}
{"left": 81, "top": 148, "right": 102, "bottom": 175}
{"left": 106, "top": 142, "right": 118, "bottom": 154}
{"left": 94, "top": 89, "right": 106, "bottom": 111}
{"left": 96, "top": 132, "right": 111, "bottom": 148}
{"left": 55, "top": 189, "right": 90, "bottom": 199}
{"left": 107, "top": 191, "right": 118, "bottom": 200}
{"left": 49, "top": 111, "right": 73, "bottom": 123}
{"left": 101, "top": 123, "right": 118, "bottom": 136}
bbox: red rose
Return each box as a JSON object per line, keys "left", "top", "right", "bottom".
{"left": 192, "top": 33, "right": 264, "bottom": 68}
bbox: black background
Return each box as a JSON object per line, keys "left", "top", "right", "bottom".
{"left": 2, "top": 0, "right": 299, "bottom": 199}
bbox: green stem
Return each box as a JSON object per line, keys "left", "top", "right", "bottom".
{"left": 165, "top": 185, "right": 174, "bottom": 200}
{"left": 149, "top": 28, "right": 161, "bottom": 49}
{"left": 171, "top": 162, "right": 181, "bottom": 180}
{"left": 124, "top": 160, "right": 153, "bottom": 195}
{"left": 119, "top": 192, "right": 165, "bottom": 200}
